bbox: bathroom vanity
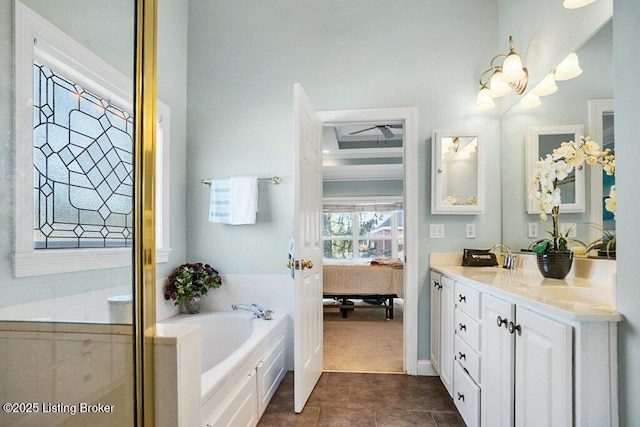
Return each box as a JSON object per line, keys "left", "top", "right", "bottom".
{"left": 430, "top": 253, "right": 621, "bottom": 427}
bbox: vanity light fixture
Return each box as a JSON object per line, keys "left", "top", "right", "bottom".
{"left": 554, "top": 52, "right": 583, "bottom": 81}
{"left": 521, "top": 92, "right": 542, "bottom": 110}
{"left": 475, "top": 36, "right": 528, "bottom": 111}
{"left": 563, "top": 0, "right": 597, "bottom": 9}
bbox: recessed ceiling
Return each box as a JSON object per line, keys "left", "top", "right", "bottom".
{"left": 322, "top": 122, "right": 404, "bottom": 181}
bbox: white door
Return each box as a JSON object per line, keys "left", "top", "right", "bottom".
{"left": 515, "top": 307, "right": 572, "bottom": 427}
{"left": 292, "top": 83, "right": 324, "bottom": 413}
{"left": 481, "top": 293, "right": 516, "bottom": 427}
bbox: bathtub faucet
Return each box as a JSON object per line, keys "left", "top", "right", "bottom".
{"left": 231, "top": 303, "right": 273, "bottom": 320}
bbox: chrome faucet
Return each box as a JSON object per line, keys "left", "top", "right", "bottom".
{"left": 490, "top": 244, "right": 516, "bottom": 269}
{"left": 231, "top": 303, "right": 273, "bottom": 320}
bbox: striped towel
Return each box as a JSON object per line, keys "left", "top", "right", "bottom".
{"left": 208, "top": 179, "right": 230, "bottom": 223}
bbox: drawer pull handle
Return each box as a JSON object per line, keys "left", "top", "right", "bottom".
{"left": 508, "top": 321, "right": 522, "bottom": 335}
{"left": 457, "top": 392, "right": 465, "bottom": 402}
{"left": 458, "top": 323, "right": 466, "bottom": 331}
{"left": 496, "top": 316, "right": 508, "bottom": 328}
{"left": 458, "top": 352, "right": 466, "bottom": 360}
{"left": 458, "top": 294, "right": 466, "bottom": 303}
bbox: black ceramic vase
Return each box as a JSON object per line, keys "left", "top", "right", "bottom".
{"left": 535, "top": 251, "right": 573, "bottom": 279}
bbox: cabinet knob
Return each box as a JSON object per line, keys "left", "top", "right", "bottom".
{"left": 458, "top": 323, "right": 466, "bottom": 332}
{"left": 458, "top": 294, "right": 466, "bottom": 303}
{"left": 496, "top": 315, "right": 508, "bottom": 328}
{"left": 457, "top": 392, "right": 465, "bottom": 402}
{"left": 508, "top": 321, "right": 522, "bottom": 335}
{"left": 433, "top": 281, "right": 439, "bottom": 288}
{"left": 458, "top": 351, "right": 466, "bottom": 360}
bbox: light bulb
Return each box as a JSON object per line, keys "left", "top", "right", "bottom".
{"left": 501, "top": 52, "right": 526, "bottom": 83}
{"left": 521, "top": 92, "right": 541, "bottom": 110}
{"left": 563, "top": 0, "right": 597, "bottom": 9}
{"left": 489, "top": 69, "right": 512, "bottom": 97}
{"left": 532, "top": 73, "right": 558, "bottom": 96}
{"left": 554, "top": 53, "right": 583, "bottom": 81}
{"left": 476, "top": 85, "right": 495, "bottom": 111}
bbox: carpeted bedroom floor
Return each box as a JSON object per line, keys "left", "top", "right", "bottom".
{"left": 323, "top": 298, "right": 404, "bottom": 373}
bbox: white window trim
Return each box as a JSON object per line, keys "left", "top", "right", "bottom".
{"left": 13, "top": 3, "right": 170, "bottom": 277}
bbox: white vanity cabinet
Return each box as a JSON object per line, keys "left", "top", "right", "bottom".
{"left": 429, "top": 271, "right": 454, "bottom": 395}
{"left": 429, "top": 264, "right": 619, "bottom": 427}
{"left": 481, "top": 293, "right": 572, "bottom": 427}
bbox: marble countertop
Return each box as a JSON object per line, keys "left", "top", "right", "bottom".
{"left": 430, "top": 264, "right": 622, "bottom": 322}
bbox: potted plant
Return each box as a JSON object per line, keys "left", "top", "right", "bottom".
{"left": 530, "top": 136, "right": 614, "bottom": 278}
{"left": 586, "top": 227, "right": 616, "bottom": 258}
{"left": 164, "top": 262, "right": 222, "bottom": 313}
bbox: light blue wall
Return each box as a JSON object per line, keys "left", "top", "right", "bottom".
{"left": 185, "top": 0, "right": 502, "bottom": 268}
{"left": 186, "top": 0, "right": 501, "bottom": 359}
{"left": 613, "top": 0, "right": 640, "bottom": 424}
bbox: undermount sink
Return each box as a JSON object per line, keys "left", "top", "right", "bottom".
{"left": 522, "top": 286, "right": 612, "bottom": 306}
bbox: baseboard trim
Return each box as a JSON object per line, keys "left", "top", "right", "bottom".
{"left": 417, "top": 359, "right": 438, "bottom": 376}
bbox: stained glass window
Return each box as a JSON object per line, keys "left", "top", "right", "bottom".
{"left": 33, "top": 62, "right": 134, "bottom": 249}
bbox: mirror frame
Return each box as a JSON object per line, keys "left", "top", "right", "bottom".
{"left": 526, "top": 124, "right": 585, "bottom": 214}
{"left": 588, "top": 99, "right": 614, "bottom": 241}
{"left": 431, "top": 129, "right": 485, "bottom": 215}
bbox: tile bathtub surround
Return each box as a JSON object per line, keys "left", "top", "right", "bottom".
{"left": 258, "top": 371, "right": 464, "bottom": 426}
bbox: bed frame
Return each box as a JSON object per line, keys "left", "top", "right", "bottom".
{"left": 323, "top": 293, "right": 397, "bottom": 319}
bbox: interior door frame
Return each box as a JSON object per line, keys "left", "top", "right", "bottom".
{"left": 318, "top": 107, "right": 418, "bottom": 374}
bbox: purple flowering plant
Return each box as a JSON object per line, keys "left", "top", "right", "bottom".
{"left": 164, "top": 262, "right": 222, "bottom": 305}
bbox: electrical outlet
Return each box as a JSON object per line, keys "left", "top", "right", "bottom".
{"left": 560, "top": 222, "right": 577, "bottom": 238}
{"left": 465, "top": 223, "right": 476, "bottom": 239}
{"left": 430, "top": 224, "right": 445, "bottom": 239}
{"left": 528, "top": 222, "right": 538, "bottom": 238}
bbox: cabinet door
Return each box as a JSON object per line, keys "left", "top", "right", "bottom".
{"left": 515, "top": 307, "right": 572, "bottom": 427}
{"left": 439, "top": 275, "right": 455, "bottom": 396}
{"left": 481, "top": 293, "right": 515, "bottom": 427}
{"left": 430, "top": 271, "right": 442, "bottom": 374}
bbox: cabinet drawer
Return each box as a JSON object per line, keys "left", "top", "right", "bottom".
{"left": 454, "top": 362, "right": 480, "bottom": 427}
{"left": 455, "top": 308, "right": 481, "bottom": 350}
{"left": 455, "top": 335, "right": 480, "bottom": 385}
{"left": 455, "top": 282, "right": 481, "bottom": 319}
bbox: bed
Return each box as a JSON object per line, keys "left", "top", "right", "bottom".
{"left": 323, "top": 258, "right": 404, "bottom": 319}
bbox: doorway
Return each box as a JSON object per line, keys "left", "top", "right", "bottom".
{"left": 318, "top": 108, "right": 419, "bottom": 375}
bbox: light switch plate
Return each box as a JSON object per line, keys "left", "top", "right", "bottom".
{"left": 465, "top": 223, "right": 476, "bottom": 239}
{"left": 430, "top": 224, "right": 445, "bottom": 239}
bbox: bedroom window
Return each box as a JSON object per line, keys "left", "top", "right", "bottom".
{"left": 13, "top": 3, "right": 170, "bottom": 277}
{"left": 323, "top": 199, "right": 403, "bottom": 260}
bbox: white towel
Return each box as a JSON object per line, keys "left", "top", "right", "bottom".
{"left": 208, "top": 179, "right": 231, "bottom": 223}
{"left": 229, "top": 176, "right": 258, "bottom": 225}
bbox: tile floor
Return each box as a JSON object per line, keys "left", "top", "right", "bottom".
{"left": 258, "top": 371, "right": 465, "bottom": 426}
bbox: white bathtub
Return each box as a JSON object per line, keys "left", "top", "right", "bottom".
{"left": 168, "top": 310, "right": 287, "bottom": 426}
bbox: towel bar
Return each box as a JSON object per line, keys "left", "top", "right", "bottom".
{"left": 201, "top": 176, "right": 281, "bottom": 186}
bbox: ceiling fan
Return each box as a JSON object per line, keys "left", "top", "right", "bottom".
{"left": 349, "top": 124, "right": 402, "bottom": 139}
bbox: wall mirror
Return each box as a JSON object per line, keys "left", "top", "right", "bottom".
{"left": 431, "top": 129, "right": 484, "bottom": 214}
{"left": 526, "top": 124, "right": 585, "bottom": 214}
{"left": 500, "top": 19, "right": 612, "bottom": 252}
